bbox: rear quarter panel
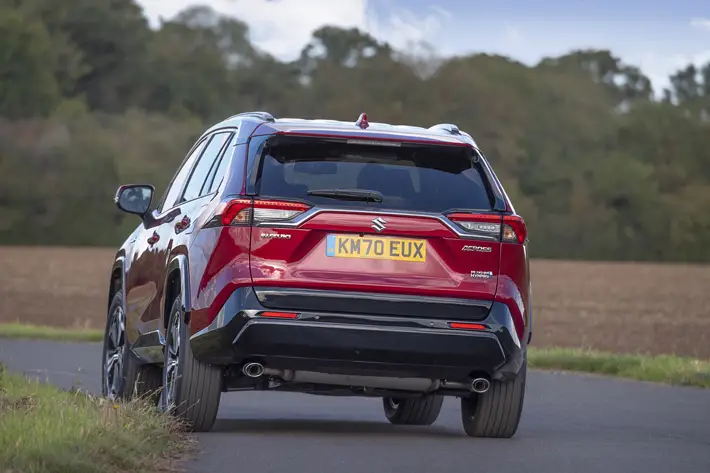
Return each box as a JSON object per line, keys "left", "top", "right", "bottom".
{"left": 186, "top": 142, "right": 252, "bottom": 336}
{"left": 495, "top": 232, "right": 531, "bottom": 344}
{"left": 187, "top": 226, "right": 252, "bottom": 336}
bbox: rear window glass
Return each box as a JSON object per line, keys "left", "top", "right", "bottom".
{"left": 255, "top": 141, "right": 492, "bottom": 213}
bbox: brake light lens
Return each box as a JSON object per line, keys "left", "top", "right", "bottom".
{"left": 252, "top": 200, "right": 311, "bottom": 223}
{"left": 447, "top": 213, "right": 527, "bottom": 244}
{"left": 217, "top": 199, "right": 311, "bottom": 226}
{"left": 448, "top": 213, "right": 501, "bottom": 235}
{"left": 220, "top": 199, "right": 252, "bottom": 225}
{"left": 502, "top": 215, "right": 527, "bottom": 244}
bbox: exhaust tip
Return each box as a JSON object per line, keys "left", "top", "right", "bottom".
{"left": 242, "top": 362, "right": 265, "bottom": 378}
{"left": 471, "top": 377, "right": 491, "bottom": 393}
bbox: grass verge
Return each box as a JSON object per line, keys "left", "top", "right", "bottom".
{"left": 0, "top": 363, "right": 190, "bottom": 473}
{"left": 1, "top": 323, "right": 709, "bottom": 388}
{"left": 528, "top": 347, "right": 710, "bottom": 388}
{"left": 0, "top": 323, "right": 103, "bottom": 342}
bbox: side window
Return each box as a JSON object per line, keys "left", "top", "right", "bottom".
{"left": 181, "top": 132, "right": 231, "bottom": 202}
{"left": 205, "top": 134, "right": 235, "bottom": 194}
{"left": 158, "top": 139, "right": 208, "bottom": 212}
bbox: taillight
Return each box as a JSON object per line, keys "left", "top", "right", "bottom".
{"left": 502, "top": 215, "right": 527, "bottom": 244}
{"left": 447, "top": 213, "right": 527, "bottom": 244}
{"left": 213, "top": 199, "right": 311, "bottom": 226}
{"left": 448, "top": 213, "right": 501, "bottom": 233}
{"left": 220, "top": 199, "right": 252, "bottom": 225}
{"left": 251, "top": 200, "right": 311, "bottom": 224}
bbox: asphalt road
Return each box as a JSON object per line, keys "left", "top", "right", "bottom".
{"left": 1, "top": 338, "right": 709, "bottom": 473}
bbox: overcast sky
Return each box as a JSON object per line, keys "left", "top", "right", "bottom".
{"left": 136, "top": 0, "right": 710, "bottom": 93}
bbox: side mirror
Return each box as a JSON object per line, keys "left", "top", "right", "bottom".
{"left": 115, "top": 184, "right": 154, "bottom": 218}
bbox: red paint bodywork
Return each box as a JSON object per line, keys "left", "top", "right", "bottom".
{"left": 116, "top": 115, "right": 531, "bottom": 348}
{"left": 249, "top": 213, "right": 500, "bottom": 299}
{"left": 185, "top": 208, "right": 529, "bottom": 342}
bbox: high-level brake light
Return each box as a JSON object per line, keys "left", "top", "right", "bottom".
{"left": 355, "top": 112, "right": 369, "bottom": 129}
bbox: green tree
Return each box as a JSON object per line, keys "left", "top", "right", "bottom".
{"left": 16, "top": 0, "right": 152, "bottom": 111}
{"left": 1, "top": 1, "right": 710, "bottom": 263}
{"left": 0, "top": 8, "right": 60, "bottom": 118}
{"left": 538, "top": 49, "right": 654, "bottom": 103}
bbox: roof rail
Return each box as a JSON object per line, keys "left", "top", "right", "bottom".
{"left": 231, "top": 111, "right": 275, "bottom": 122}
{"left": 428, "top": 123, "right": 461, "bottom": 135}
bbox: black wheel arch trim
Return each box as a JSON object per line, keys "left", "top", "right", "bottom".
{"left": 527, "top": 284, "right": 533, "bottom": 344}
{"left": 109, "top": 255, "right": 127, "bottom": 310}
{"left": 165, "top": 254, "right": 192, "bottom": 326}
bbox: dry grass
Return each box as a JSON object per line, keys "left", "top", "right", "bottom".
{"left": 0, "top": 246, "right": 708, "bottom": 359}
{"left": 0, "top": 363, "right": 191, "bottom": 473}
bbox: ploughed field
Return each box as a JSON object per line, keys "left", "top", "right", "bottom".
{"left": 1, "top": 246, "right": 708, "bottom": 359}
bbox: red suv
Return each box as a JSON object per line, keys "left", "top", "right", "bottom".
{"left": 103, "top": 111, "right": 531, "bottom": 438}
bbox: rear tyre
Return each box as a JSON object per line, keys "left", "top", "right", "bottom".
{"left": 159, "top": 294, "right": 222, "bottom": 432}
{"left": 102, "top": 291, "right": 162, "bottom": 403}
{"left": 383, "top": 395, "right": 444, "bottom": 426}
{"left": 460, "top": 362, "right": 526, "bottom": 438}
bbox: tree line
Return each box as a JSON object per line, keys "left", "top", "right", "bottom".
{"left": 1, "top": 0, "right": 709, "bottom": 262}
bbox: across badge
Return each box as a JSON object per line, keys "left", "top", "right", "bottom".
{"left": 325, "top": 234, "right": 426, "bottom": 262}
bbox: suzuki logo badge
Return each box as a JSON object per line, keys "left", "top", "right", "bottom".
{"left": 371, "top": 217, "right": 387, "bottom": 232}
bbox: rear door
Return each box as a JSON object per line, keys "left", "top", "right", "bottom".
{"left": 124, "top": 137, "right": 209, "bottom": 338}
{"left": 247, "top": 138, "right": 504, "bottom": 301}
{"left": 171, "top": 131, "right": 234, "bottom": 241}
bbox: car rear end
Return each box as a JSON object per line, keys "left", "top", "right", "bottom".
{"left": 189, "top": 124, "right": 530, "bottom": 392}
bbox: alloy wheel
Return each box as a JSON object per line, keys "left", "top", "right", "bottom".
{"left": 162, "top": 310, "right": 181, "bottom": 411}
{"left": 104, "top": 304, "right": 125, "bottom": 401}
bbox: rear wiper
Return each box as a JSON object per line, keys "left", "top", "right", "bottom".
{"left": 306, "top": 188, "right": 383, "bottom": 203}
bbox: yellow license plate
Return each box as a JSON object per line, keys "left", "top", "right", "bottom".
{"left": 325, "top": 234, "right": 426, "bottom": 262}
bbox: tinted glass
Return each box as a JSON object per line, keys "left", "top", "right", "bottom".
{"left": 205, "top": 134, "right": 234, "bottom": 194}
{"left": 159, "top": 139, "right": 208, "bottom": 212}
{"left": 181, "top": 132, "right": 230, "bottom": 202}
{"left": 256, "top": 141, "right": 492, "bottom": 212}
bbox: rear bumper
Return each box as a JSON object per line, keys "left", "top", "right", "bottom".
{"left": 190, "top": 287, "right": 525, "bottom": 381}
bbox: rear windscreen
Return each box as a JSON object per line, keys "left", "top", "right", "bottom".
{"left": 254, "top": 141, "right": 493, "bottom": 213}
